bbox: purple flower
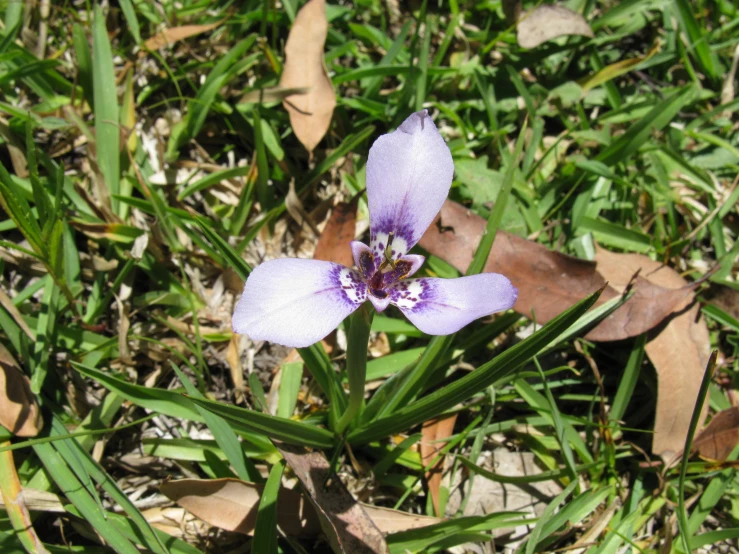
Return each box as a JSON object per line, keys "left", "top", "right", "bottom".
{"left": 233, "top": 111, "right": 518, "bottom": 347}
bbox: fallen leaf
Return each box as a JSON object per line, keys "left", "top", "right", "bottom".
{"left": 279, "top": 0, "right": 336, "bottom": 153}
{"left": 419, "top": 200, "right": 712, "bottom": 456}
{"left": 141, "top": 506, "right": 209, "bottom": 540}
{"left": 419, "top": 200, "right": 695, "bottom": 342}
{"left": 359, "top": 505, "right": 439, "bottom": 534}
{"left": 0, "top": 343, "right": 43, "bottom": 437}
{"left": 692, "top": 407, "right": 739, "bottom": 462}
{"left": 161, "top": 477, "right": 440, "bottom": 538}
{"left": 516, "top": 4, "right": 594, "bottom": 49}
{"left": 161, "top": 478, "right": 319, "bottom": 537}
{"left": 143, "top": 21, "right": 223, "bottom": 52}
{"left": 421, "top": 414, "right": 458, "bottom": 516}
{"left": 593, "top": 248, "right": 710, "bottom": 457}
{"left": 313, "top": 201, "right": 358, "bottom": 267}
{"left": 277, "top": 442, "right": 389, "bottom": 553}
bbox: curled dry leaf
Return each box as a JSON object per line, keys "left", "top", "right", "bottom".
{"left": 279, "top": 0, "right": 336, "bottom": 153}
{"left": 419, "top": 200, "right": 711, "bottom": 456}
{"left": 421, "top": 413, "right": 458, "bottom": 516}
{"left": 0, "top": 343, "right": 43, "bottom": 437}
{"left": 692, "top": 407, "right": 739, "bottom": 462}
{"left": 161, "top": 478, "right": 440, "bottom": 538}
{"left": 277, "top": 442, "right": 389, "bottom": 554}
{"left": 516, "top": 4, "right": 594, "bottom": 49}
{"left": 313, "top": 200, "right": 358, "bottom": 267}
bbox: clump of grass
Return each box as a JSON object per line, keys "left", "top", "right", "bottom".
{"left": 0, "top": 1, "right": 736, "bottom": 553}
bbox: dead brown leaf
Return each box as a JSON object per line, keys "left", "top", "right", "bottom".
{"left": 143, "top": 21, "right": 224, "bottom": 52}
{"left": 692, "top": 407, "right": 739, "bottom": 462}
{"left": 516, "top": 4, "right": 594, "bottom": 49}
{"left": 161, "top": 478, "right": 318, "bottom": 537}
{"left": 418, "top": 200, "right": 712, "bottom": 456}
{"left": 421, "top": 414, "right": 458, "bottom": 516}
{"left": 277, "top": 442, "right": 389, "bottom": 553}
{"left": 161, "top": 477, "right": 440, "bottom": 538}
{"left": 419, "top": 201, "right": 694, "bottom": 342}
{"left": 279, "top": 0, "right": 336, "bottom": 153}
{"left": 594, "top": 248, "right": 711, "bottom": 458}
{"left": 0, "top": 343, "right": 42, "bottom": 437}
{"left": 313, "top": 201, "right": 358, "bottom": 267}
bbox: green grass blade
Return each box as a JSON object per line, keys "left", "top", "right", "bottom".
{"left": 349, "top": 288, "right": 603, "bottom": 444}
{"left": 189, "top": 397, "right": 335, "bottom": 449}
{"left": 466, "top": 120, "right": 527, "bottom": 276}
{"left": 33, "top": 441, "right": 141, "bottom": 554}
{"left": 672, "top": 0, "right": 719, "bottom": 84}
{"left": 677, "top": 351, "right": 718, "bottom": 554}
{"left": 92, "top": 4, "right": 120, "bottom": 214}
{"left": 252, "top": 460, "right": 285, "bottom": 554}
{"left": 172, "top": 364, "right": 261, "bottom": 483}
{"left": 596, "top": 85, "right": 697, "bottom": 167}
{"left": 610, "top": 333, "right": 646, "bottom": 423}
{"left": 277, "top": 361, "right": 303, "bottom": 419}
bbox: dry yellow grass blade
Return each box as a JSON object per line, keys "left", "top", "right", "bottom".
{"left": 0, "top": 443, "right": 51, "bottom": 553}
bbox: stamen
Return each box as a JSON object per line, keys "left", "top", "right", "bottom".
{"left": 380, "top": 232, "right": 396, "bottom": 270}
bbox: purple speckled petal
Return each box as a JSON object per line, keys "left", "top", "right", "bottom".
{"left": 399, "top": 254, "right": 425, "bottom": 278}
{"left": 388, "top": 274, "right": 518, "bottom": 335}
{"left": 367, "top": 293, "right": 391, "bottom": 313}
{"left": 366, "top": 110, "right": 454, "bottom": 260}
{"left": 350, "top": 241, "right": 378, "bottom": 280}
{"left": 233, "top": 259, "right": 366, "bottom": 347}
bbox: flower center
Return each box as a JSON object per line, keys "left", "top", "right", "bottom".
{"left": 357, "top": 234, "right": 413, "bottom": 299}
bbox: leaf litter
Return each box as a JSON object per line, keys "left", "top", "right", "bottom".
{"left": 161, "top": 477, "right": 440, "bottom": 537}
{"left": 420, "top": 200, "right": 711, "bottom": 456}
{"left": 279, "top": 0, "right": 336, "bottom": 154}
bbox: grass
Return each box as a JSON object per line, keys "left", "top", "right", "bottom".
{"left": 0, "top": 0, "right": 737, "bottom": 552}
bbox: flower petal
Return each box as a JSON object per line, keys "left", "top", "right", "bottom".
{"left": 233, "top": 259, "right": 366, "bottom": 347}
{"left": 389, "top": 274, "right": 518, "bottom": 335}
{"left": 350, "top": 241, "right": 378, "bottom": 280}
{"left": 367, "top": 110, "right": 454, "bottom": 260}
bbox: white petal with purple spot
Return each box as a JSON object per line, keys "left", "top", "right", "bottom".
{"left": 389, "top": 273, "right": 518, "bottom": 335}
{"left": 232, "top": 259, "right": 366, "bottom": 347}
{"left": 366, "top": 110, "right": 454, "bottom": 260}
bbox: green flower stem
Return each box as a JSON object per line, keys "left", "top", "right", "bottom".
{"left": 335, "top": 303, "right": 374, "bottom": 435}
